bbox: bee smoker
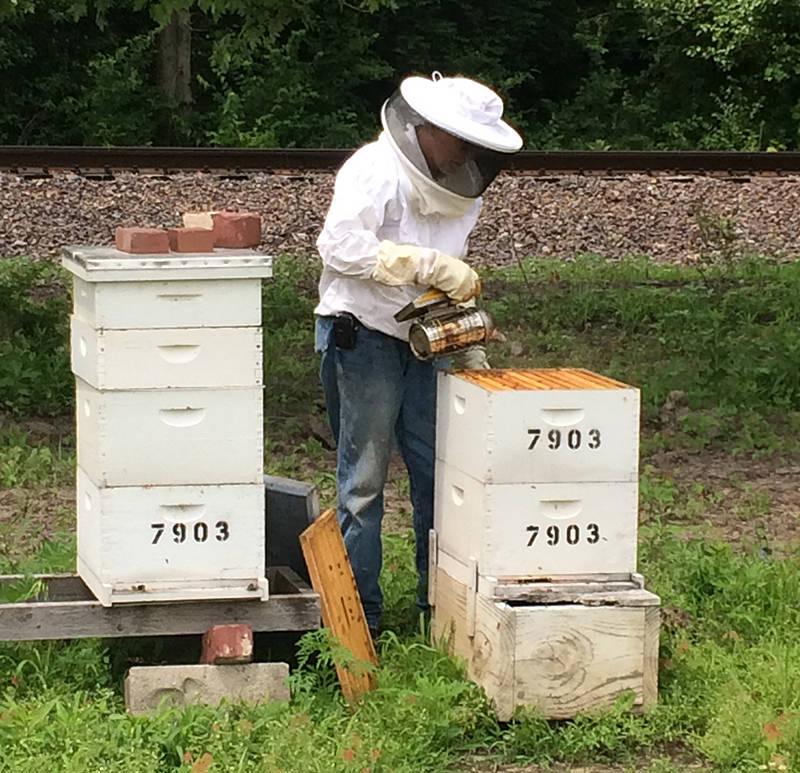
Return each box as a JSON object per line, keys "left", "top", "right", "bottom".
{"left": 395, "top": 289, "right": 504, "bottom": 361}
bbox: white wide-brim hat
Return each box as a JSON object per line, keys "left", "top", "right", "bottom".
{"left": 400, "top": 72, "right": 523, "bottom": 154}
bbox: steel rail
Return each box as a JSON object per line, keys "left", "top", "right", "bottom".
{"left": 3, "top": 145, "right": 800, "bottom": 176}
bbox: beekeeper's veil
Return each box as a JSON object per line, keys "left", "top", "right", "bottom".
{"left": 381, "top": 71, "right": 523, "bottom": 217}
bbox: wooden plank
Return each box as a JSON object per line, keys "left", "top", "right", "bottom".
{"left": 514, "top": 605, "right": 648, "bottom": 719}
{"left": 492, "top": 572, "right": 635, "bottom": 584}
{"left": 0, "top": 568, "right": 319, "bottom": 641}
{"left": 471, "top": 583, "right": 517, "bottom": 721}
{"left": 642, "top": 605, "right": 661, "bottom": 707}
{"left": 299, "top": 508, "right": 377, "bottom": 702}
{"left": 432, "top": 566, "right": 516, "bottom": 720}
{"left": 432, "top": 565, "right": 661, "bottom": 721}
{"left": 492, "top": 580, "right": 643, "bottom": 603}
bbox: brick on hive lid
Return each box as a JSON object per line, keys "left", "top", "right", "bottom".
{"left": 167, "top": 226, "right": 216, "bottom": 253}
{"left": 182, "top": 211, "right": 216, "bottom": 230}
{"left": 211, "top": 210, "right": 262, "bottom": 248}
{"left": 115, "top": 227, "right": 169, "bottom": 254}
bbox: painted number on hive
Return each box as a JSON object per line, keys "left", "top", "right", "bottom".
{"left": 527, "top": 428, "right": 601, "bottom": 450}
{"left": 150, "top": 521, "right": 230, "bottom": 545}
{"left": 526, "top": 523, "right": 600, "bottom": 547}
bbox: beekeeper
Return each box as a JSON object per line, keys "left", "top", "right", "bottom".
{"left": 315, "top": 72, "right": 523, "bottom": 634}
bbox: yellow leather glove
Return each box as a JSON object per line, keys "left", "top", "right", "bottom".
{"left": 372, "top": 241, "right": 481, "bottom": 303}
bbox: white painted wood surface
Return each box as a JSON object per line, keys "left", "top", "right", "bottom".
{"left": 76, "top": 379, "right": 263, "bottom": 486}
{"left": 63, "top": 245, "right": 270, "bottom": 605}
{"left": 72, "top": 276, "right": 264, "bottom": 329}
{"left": 63, "top": 246, "right": 273, "bottom": 283}
{"left": 431, "top": 565, "right": 660, "bottom": 720}
{"left": 436, "top": 371, "right": 640, "bottom": 484}
{"left": 434, "top": 461, "right": 638, "bottom": 578}
{"left": 77, "top": 468, "right": 267, "bottom": 605}
{"left": 71, "top": 316, "right": 263, "bottom": 389}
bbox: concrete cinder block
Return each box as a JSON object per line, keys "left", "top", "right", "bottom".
{"left": 212, "top": 211, "right": 261, "bottom": 248}
{"left": 168, "top": 226, "right": 215, "bottom": 253}
{"left": 200, "top": 623, "right": 253, "bottom": 664}
{"left": 115, "top": 227, "right": 169, "bottom": 254}
{"left": 124, "top": 662, "right": 290, "bottom": 714}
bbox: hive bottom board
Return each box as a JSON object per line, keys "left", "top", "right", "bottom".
{"left": 0, "top": 567, "right": 318, "bottom": 642}
{"left": 430, "top": 566, "right": 660, "bottom": 720}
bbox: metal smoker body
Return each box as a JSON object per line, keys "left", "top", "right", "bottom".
{"left": 395, "top": 289, "right": 502, "bottom": 361}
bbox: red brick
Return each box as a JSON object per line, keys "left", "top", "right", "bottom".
{"left": 200, "top": 624, "right": 254, "bottom": 665}
{"left": 167, "top": 227, "right": 215, "bottom": 253}
{"left": 212, "top": 211, "right": 261, "bottom": 248}
{"left": 115, "top": 227, "right": 169, "bottom": 254}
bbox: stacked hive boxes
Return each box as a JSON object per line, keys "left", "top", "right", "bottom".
{"left": 62, "top": 245, "right": 272, "bottom": 606}
{"left": 431, "top": 368, "right": 660, "bottom": 720}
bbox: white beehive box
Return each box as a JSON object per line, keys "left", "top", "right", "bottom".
{"left": 72, "top": 275, "right": 264, "bottom": 329}
{"left": 63, "top": 245, "right": 273, "bottom": 605}
{"left": 76, "top": 379, "right": 264, "bottom": 487}
{"left": 434, "top": 460, "right": 638, "bottom": 579}
{"left": 77, "top": 469, "right": 267, "bottom": 604}
{"left": 437, "top": 369, "right": 640, "bottom": 484}
{"left": 71, "top": 316, "right": 263, "bottom": 390}
{"left": 431, "top": 563, "right": 660, "bottom": 720}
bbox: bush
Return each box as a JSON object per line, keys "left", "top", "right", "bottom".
{"left": 0, "top": 258, "right": 72, "bottom": 416}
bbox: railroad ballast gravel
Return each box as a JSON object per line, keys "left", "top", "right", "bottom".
{"left": 1, "top": 171, "right": 798, "bottom": 266}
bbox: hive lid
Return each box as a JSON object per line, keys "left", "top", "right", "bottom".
{"left": 452, "top": 368, "right": 636, "bottom": 391}
{"left": 62, "top": 245, "right": 273, "bottom": 282}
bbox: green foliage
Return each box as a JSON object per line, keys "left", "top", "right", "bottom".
{"left": 5, "top": 522, "right": 800, "bottom": 770}
{"left": 0, "top": 428, "right": 73, "bottom": 488}
{"left": 4, "top": 0, "right": 800, "bottom": 148}
{"left": 261, "top": 254, "right": 319, "bottom": 432}
{"left": 70, "top": 30, "right": 169, "bottom": 146}
{"left": 0, "top": 258, "right": 72, "bottom": 416}
{"left": 485, "top": 255, "right": 800, "bottom": 421}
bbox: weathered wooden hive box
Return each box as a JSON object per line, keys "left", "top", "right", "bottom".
{"left": 63, "top": 246, "right": 272, "bottom": 606}
{"left": 435, "top": 368, "right": 640, "bottom": 579}
{"left": 431, "top": 368, "right": 659, "bottom": 719}
{"left": 430, "top": 566, "right": 660, "bottom": 721}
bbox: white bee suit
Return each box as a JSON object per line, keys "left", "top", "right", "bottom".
{"left": 315, "top": 130, "right": 481, "bottom": 340}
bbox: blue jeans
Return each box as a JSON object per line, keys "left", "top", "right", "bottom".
{"left": 315, "top": 315, "right": 438, "bottom": 630}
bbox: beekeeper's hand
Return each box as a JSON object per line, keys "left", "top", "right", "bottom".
{"left": 451, "top": 345, "right": 490, "bottom": 370}
{"left": 372, "top": 240, "right": 481, "bottom": 303}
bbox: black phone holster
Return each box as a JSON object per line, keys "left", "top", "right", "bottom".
{"left": 333, "top": 312, "right": 359, "bottom": 350}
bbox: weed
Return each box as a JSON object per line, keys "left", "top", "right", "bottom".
{"left": 0, "top": 427, "right": 74, "bottom": 488}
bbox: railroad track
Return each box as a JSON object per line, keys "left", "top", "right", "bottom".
{"left": 2, "top": 146, "right": 800, "bottom": 178}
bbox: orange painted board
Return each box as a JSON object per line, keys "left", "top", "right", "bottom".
{"left": 299, "top": 508, "right": 377, "bottom": 701}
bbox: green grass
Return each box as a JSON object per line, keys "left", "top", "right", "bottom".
{"left": 2, "top": 252, "right": 800, "bottom": 771}
{"left": 3, "top": 530, "right": 800, "bottom": 771}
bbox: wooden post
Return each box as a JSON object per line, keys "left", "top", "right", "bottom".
{"left": 299, "top": 509, "right": 377, "bottom": 702}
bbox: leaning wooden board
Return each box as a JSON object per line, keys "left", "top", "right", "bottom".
{"left": 300, "top": 508, "right": 377, "bottom": 702}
